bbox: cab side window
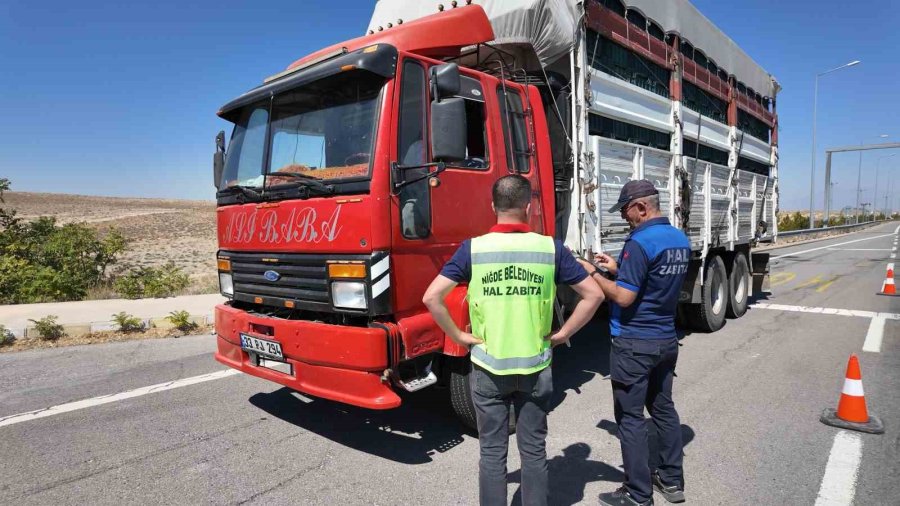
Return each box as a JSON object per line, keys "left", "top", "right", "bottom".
{"left": 450, "top": 76, "right": 489, "bottom": 170}
{"left": 497, "top": 86, "right": 530, "bottom": 173}
{"left": 397, "top": 60, "right": 431, "bottom": 239}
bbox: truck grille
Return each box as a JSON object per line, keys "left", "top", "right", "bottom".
{"left": 226, "top": 251, "right": 331, "bottom": 311}
{"left": 221, "top": 250, "right": 391, "bottom": 315}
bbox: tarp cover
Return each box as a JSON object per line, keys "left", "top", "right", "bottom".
{"left": 368, "top": 0, "right": 778, "bottom": 96}
{"left": 626, "top": 0, "right": 778, "bottom": 97}
{"left": 368, "top": 0, "right": 580, "bottom": 68}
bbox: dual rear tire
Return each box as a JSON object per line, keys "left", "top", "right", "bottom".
{"left": 687, "top": 251, "right": 750, "bottom": 332}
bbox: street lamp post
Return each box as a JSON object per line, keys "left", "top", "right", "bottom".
{"left": 810, "top": 60, "right": 860, "bottom": 228}
{"left": 856, "top": 134, "right": 889, "bottom": 223}
{"left": 875, "top": 153, "right": 897, "bottom": 221}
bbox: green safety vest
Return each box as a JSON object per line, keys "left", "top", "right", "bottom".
{"left": 468, "top": 232, "right": 557, "bottom": 375}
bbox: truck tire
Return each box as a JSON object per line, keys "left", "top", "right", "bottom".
{"left": 726, "top": 253, "right": 750, "bottom": 318}
{"left": 449, "top": 357, "right": 515, "bottom": 434}
{"left": 689, "top": 254, "right": 727, "bottom": 332}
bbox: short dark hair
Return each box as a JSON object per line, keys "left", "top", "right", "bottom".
{"left": 492, "top": 174, "right": 532, "bottom": 211}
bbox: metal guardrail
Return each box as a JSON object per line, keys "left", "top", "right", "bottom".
{"left": 773, "top": 219, "right": 895, "bottom": 239}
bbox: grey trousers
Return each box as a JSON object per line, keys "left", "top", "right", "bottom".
{"left": 471, "top": 364, "right": 554, "bottom": 506}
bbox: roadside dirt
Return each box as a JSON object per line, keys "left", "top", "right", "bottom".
{"left": 0, "top": 324, "right": 216, "bottom": 353}
{"left": 4, "top": 191, "right": 218, "bottom": 290}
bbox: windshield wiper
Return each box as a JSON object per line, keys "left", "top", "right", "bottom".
{"left": 267, "top": 171, "right": 335, "bottom": 194}
{"left": 218, "top": 185, "right": 262, "bottom": 201}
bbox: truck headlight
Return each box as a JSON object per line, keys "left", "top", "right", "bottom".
{"left": 332, "top": 281, "right": 367, "bottom": 310}
{"left": 219, "top": 272, "right": 234, "bottom": 297}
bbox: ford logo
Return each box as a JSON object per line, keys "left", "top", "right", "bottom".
{"left": 263, "top": 270, "right": 281, "bottom": 282}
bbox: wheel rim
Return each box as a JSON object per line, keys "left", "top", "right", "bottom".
{"left": 712, "top": 269, "right": 725, "bottom": 314}
{"left": 735, "top": 270, "right": 747, "bottom": 304}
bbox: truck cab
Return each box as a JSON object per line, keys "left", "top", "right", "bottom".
{"left": 213, "top": 7, "right": 556, "bottom": 423}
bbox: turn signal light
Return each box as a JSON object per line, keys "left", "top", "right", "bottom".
{"left": 217, "top": 258, "right": 231, "bottom": 271}
{"left": 328, "top": 263, "right": 366, "bottom": 278}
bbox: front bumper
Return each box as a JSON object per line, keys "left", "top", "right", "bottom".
{"left": 213, "top": 303, "right": 400, "bottom": 409}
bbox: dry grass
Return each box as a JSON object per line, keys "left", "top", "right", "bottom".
{"left": 0, "top": 324, "right": 215, "bottom": 353}
{"left": 4, "top": 191, "right": 218, "bottom": 296}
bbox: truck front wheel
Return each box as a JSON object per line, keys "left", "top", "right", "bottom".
{"left": 688, "top": 254, "right": 728, "bottom": 332}
{"left": 726, "top": 253, "right": 751, "bottom": 318}
{"left": 449, "top": 356, "right": 516, "bottom": 434}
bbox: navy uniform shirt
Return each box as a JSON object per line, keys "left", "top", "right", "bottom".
{"left": 440, "top": 223, "right": 588, "bottom": 286}
{"left": 611, "top": 217, "right": 691, "bottom": 339}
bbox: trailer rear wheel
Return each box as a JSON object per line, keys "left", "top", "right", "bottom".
{"left": 726, "top": 253, "right": 750, "bottom": 318}
{"left": 449, "top": 356, "right": 516, "bottom": 434}
{"left": 689, "top": 254, "right": 727, "bottom": 332}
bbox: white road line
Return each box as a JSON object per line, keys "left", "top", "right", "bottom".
{"left": 893, "top": 254, "right": 897, "bottom": 259}
{"left": 772, "top": 233, "right": 895, "bottom": 260}
{"left": 752, "top": 302, "right": 900, "bottom": 320}
{"left": 0, "top": 369, "right": 240, "bottom": 429}
{"left": 863, "top": 316, "right": 886, "bottom": 353}
{"left": 825, "top": 248, "right": 892, "bottom": 252}
{"left": 815, "top": 431, "right": 862, "bottom": 506}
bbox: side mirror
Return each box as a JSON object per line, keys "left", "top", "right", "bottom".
{"left": 213, "top": 130, "right": 225, "bottom": 188}
{"left": 431, "top": 98, "right": 467, "bottom": 163}
{"left": 431, "top": 63, "right": 460, "bottom": 100}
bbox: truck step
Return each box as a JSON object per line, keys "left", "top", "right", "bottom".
{"left": 398, "top": 371, "right": 437, "bottom": 392}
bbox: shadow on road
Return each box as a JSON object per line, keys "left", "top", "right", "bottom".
{"left": 507, "top": 442, "right": 625, "bottom": 506}
{"left": 549, "top": 317, "right": 611, "bottom": 411}
{"left": 248, "top": 386, "right": 468, "bottom": 465}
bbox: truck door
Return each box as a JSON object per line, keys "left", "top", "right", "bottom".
{"left": 496, "top": 82, "right": 546, "bottom": 234}
{"left": 390, "top": 58, "right": 498, "bottom": 315}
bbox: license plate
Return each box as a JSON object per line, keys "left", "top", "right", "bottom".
{"left": 240, "top": 333, "right": 284, "bottom": 360}
{"left": 257, "top": 357, "right": 293, "bottom": 376}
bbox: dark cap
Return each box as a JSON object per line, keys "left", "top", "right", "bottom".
{"left": 608, "top": 179, "right": 659, "bottom": 213}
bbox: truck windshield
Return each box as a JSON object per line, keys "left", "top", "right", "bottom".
{"left": 220, "top": 70, "right": 384, "bottom": 191}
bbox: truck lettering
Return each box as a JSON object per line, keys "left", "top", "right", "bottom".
{"left": 223, "top": 206, "right": 343, "bottom": 245}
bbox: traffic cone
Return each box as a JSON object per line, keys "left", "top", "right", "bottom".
{"left": 878, "top": 263, "right": 896, "bottom": 296}
{"left": 820, "top": 354, "right": 884, "bottom": 434}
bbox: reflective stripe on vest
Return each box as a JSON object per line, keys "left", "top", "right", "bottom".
{"left": 468, "top": 232, "right": 556, "bottom": 375}
{"left": 470, "top": 345, "right": 552, "bottom": 372}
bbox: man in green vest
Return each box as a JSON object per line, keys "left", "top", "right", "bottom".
{"left": 423, "top": 174, "right": 604, "bottom": 506}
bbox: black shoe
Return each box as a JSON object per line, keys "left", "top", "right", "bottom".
{"left": 652, "top": 471, "right": 685, "bottom": 503}
{"left": 599, "top": 486, "right": 653, "bottom": 506}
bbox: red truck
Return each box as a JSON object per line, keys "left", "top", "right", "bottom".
{"left": 213, "top": 1, "right": 779, "bottom": 428}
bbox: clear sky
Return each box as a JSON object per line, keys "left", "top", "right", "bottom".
{"left": 1, "top": 0, "right": 898, "bottom": 212}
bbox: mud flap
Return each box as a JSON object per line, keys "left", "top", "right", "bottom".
{"left": 679, "top": 259, "right": 702, "bottom": 304}
{"left": 750, "top": 252, "right": 770, "bottom": 296}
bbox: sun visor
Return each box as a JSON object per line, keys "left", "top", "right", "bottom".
{"left": 217, "top": 44, "right": 398, "bottom": 120}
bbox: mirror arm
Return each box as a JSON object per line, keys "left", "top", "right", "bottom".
{"left": 391, "top": 161, "right": 446, "bottom": 192}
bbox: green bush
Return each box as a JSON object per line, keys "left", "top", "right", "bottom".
{"left": 114, "top": 262, "right": 190, "bottom": 299}
{"left": 0, "top": 324, "right": 15, "bottom": 347}
{"left": 777, "top": 211, "right": 809, "bottom": 232}
{"left": 28, "top": 315, "right": 66, "bottom": 341}
{"left": 165, "top": 310, "right": 198, "bottom": 334}
{"left": 112, "top": 312, "right": 145, "bottom": 333}
{"left": 0, "top": 180, "right": 127, "bottom": 304}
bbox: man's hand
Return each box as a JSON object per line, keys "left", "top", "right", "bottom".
{"left": 545, "top": 330, "right": 571, "bottom": 348}
{"left": 454, "top": 331, "right": 484, "bottom": 348}
{"left": 594, "top": 252, "right": 618, "bottom": 276}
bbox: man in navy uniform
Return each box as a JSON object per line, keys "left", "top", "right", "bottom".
{"left": 579, "top": 180, "right": 691, "bottom": 506}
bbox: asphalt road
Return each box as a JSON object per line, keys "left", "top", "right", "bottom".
{"left": 1, "top": 222, "right": 897, "bottom": 505}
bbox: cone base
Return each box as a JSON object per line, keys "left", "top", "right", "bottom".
{"left": 876, "top": 292, "right": 900, "bottom": 297}
{"left": 820, "top": 408, "right": 885, "bottom": 434}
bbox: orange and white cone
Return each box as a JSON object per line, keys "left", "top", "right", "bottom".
{"left": 879, "top": 264, "right": 896, "bottom": 296}
{"left": 820, "top": 354, "right": 884, "bottom": 434}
